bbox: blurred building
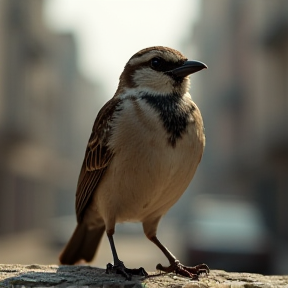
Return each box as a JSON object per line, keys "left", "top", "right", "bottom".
{"left": 187, "top": 0, "right": 288, "bottom": 242}
{"left": 0, "top": 0, "right": 105, "bottom": 235}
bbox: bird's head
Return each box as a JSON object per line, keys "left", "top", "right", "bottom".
{"left": 116, "top": 46, "right": 207, "bottom": 97}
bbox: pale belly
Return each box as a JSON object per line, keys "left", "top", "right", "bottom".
{"left": 94, "top": 126, "right": 203, "bottom": 226}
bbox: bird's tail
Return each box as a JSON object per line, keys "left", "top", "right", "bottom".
{"left": 59, "top": 222, "right": 105, "bottom": 264}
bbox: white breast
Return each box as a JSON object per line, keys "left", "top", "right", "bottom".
{"left": 92, "top": 95, "right": 204, "bottom": 228}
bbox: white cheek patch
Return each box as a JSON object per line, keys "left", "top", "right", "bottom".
{"left": 132, "top": 67, "right": 175, "bottom": 95}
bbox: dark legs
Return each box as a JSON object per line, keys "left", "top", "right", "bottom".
{"left": 106, "top": 229, "right": 148, "bottom": 280}
{"left": 149, "top": 235, "right": 209, "bottom": 279}
{"left": 105, "top": 224, "right": 209, "bottom": 280}
{"left": 107, "top": 232, "right": 122, "bottom": 266}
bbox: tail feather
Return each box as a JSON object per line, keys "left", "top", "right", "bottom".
{"left": 59, "top": 222, "right": 105, "bottom": 264}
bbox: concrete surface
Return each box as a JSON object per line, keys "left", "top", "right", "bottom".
{"left": 1, "top": 264, "right": 288, "bottom": 288}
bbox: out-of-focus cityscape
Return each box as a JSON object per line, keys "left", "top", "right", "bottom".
{"left": 0, "top": 0, "right": 287, "bottom": 275}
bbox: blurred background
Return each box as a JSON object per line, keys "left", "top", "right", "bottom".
{"left": 0, "top": 0, "right": 287, "bottom": 275}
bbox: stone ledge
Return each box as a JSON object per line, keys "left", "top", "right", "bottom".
{"left": 0, "top": 264, "right": 287, "bottom": 288}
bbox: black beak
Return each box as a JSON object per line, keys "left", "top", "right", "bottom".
{"left": 169, "top": 60, "right": 207, "bottom": 78}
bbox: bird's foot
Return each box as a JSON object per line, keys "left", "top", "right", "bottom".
{"left": 106, "top": 262, "right": 148, "bottom": 280}
{"left": 156, "top": 261, "right": 209, "bottom": 280}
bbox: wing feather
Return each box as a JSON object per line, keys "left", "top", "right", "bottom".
{"left": 75, "top": 97, "right": 122, "bottom": 222}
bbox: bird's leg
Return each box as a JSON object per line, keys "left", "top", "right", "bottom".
{"left": 149, "top": 235, "right": 209, "bottom": 279}
{"left": 106, "top": 229, "right": 148, "bottom": 280}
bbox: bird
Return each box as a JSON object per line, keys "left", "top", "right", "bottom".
{"left": 59, "top": 46, "right": 209, "bottom": 280}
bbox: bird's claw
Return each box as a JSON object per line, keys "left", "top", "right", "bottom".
{"left": 106, "top": 262, "right": 148, "bottom": 280}
{"left": 156, "top": 261, "right": 209, "bottom": 279}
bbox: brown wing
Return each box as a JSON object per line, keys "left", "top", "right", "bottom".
{"left": 75, "top": 97, "right": 122, "bottom": 222}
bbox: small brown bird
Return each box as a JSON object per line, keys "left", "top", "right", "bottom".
{"left": 59, "top": 46, "right": 208, "bottom": 279}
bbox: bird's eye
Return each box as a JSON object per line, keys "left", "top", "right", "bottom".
{"left": 150, "top": 57, "right": 163, "bottom": 70}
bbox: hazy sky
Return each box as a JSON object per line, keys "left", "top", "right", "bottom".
{"left": 44, "top": 0, "right": 200, "bottom": 97}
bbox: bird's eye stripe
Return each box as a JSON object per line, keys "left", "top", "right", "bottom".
{"left": 149, "top": 58, "right": 185, "bottom": 73}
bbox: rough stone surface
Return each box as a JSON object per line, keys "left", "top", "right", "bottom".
{"left": 0, "top": 264, "right": 287, "bottom": 288}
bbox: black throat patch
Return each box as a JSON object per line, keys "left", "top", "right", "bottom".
{"left": 141, "top": 93, "right": 195, "bottom": 147}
